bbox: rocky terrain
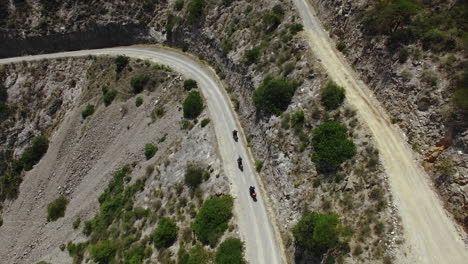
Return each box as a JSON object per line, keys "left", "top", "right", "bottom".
{"left": 0, "top": 56, "right": 231, "bottom": 264}
{"left": 0, "top": 0, "right": 417, "bottom": 263}
{"left": 311, "top": 0, "right": 468, "bottom": 233}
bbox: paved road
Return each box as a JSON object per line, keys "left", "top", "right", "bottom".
{"left": 0, "top": 47, "right": 286, "bottom": 264}
{"left": 293, "top": 0, "right": 468, "bottom": 263}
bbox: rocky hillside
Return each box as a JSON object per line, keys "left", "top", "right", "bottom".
{"left": 0, "top": 0, "right": 410, "bottom": 263}
{"left": 0, "top": 56, "right": 233, "bottom": 264}
{"left": 312, "top": 0, "right": 468, "bottom": 233}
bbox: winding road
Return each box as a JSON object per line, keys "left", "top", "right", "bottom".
{"left": 293, "top": 0, "right": 468, "bottom": 263}
{"left": 0, "top": 46, "right": 285, "bottom": 264}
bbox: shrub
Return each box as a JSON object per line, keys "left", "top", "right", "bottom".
{"left": 311, "top": 121, "right": 356, "bottom": 173}
{"left": 215, "top": 238, "right": 245, "bottom": 264}
{"left": 183, "top": 91, "right": 204, "bottom": 119}
{"left": 181, "top": 119, "right": 194, "bottom": 130}
{"left": 81, "top": 104, "right": 95, "bottom": 119}
{"left": 89, "top": 240, "right": 117, "bottom": 264}
{"left": 152, "top": 217, "right": 178, "bottom": 248}
{"left": 291, "top": 110, "right": 305, "bottom": 130}
{"left": 103, "top": 89, "right": 117, "bottom": 106}
{"left": 114, "top": 55, "right": 129, "bottom": 73}
{"left": 193, "top": 195, "right": 234, "bottom": 246}
{"left": 188, "top": 245, "right": 211, "bottom": 264}
{"left": 263, "top": 4, "right": 284, "bottom": 32}
{"left": 18, "top": 135, "right": 49, "bottom": 171}
{"left": 452, "top": 71, "right": 468, "bottom": 112}
{"left": 47, "top": 196, "right": 68, "bottom": 222}
{"left": 184, "top": 164, "right": 205, "bottom": 189}
{"left": 73, "top": 218, "right": 81, "bottom": 229}
{"left": 123, "top": 242, "right": 151, "bottom": 264}
{"left": 336, "top": 41, "right": 346, "bottom": 52}
{"left": 130, "top": 75, "right": 150, "bottom": 94}
{"left": 255, "top": 160, "right": 263, "bottom": 172}
{"left": 289, "top": 23, "right": 304, "bottom": 35}
{"left": 187, "top": 0, "right": 204, "bottom": 23}
{"left": 135, "top": 97, "right": 143, "bottom": 107}
{"left": 292, "top": 212, "right": 342, "bottom": 256}
{"left": 175, "top": 0, "right": 184, "bottom": 11}
{"left": 253, "top": 78, "right": 296, "bottom": 115}
{"left": 178, "top": 248, "right": 190, "bottom": 264}
{"left": 200, "top": 118, "right": 210, "bottom": 128}
{"left": 36, "top": 262, "right": 50, "bottom": 264}
{"left": 321, "top": 81, "right": 345, "bottom": 110}
{"left": 144, "top": 143, "right": 158, "bottom": 160}
{"left": 244, "top": 47, "right": 261, "bottom": 64}
{"left": 184, "top": 79, "right": 198, "bottom": 90}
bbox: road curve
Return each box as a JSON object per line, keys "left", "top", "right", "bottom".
{"left": 293, "top": 0, "right": 468, "bottom": 263}
{"left": 0, "top": 46, "right": 286, "bottom": 264}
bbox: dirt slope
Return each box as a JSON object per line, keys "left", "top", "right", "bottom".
{"left": 292, "top": 0, "right": 468, "bottom": 263}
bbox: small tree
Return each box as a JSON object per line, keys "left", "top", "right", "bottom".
{"left": 321, "top": 81, "right": 345, "bottom": 110}
{"left": 144, "top": 143, "right": 158, "bottom": 160}
{"left": 253, "top": 78, "right": 295, "bottom": 115}
{"left": 47, "top": 196, "right": 68, "bottom": 221}
{"left": 130, "top": 75, "right": 150, "bottom": 94}
{"left": 183, "top": 91, "right": 204, "bottom": 119}
{"left": 184, "top": 79, "right": 198, "bottom": 90}
{"left": 152, "top": 217, "right": 178, "bottom": 249}
{"left": 292, "top": 212, "right": 341, "bottom": 257}
{"left": 311, "top": 121, "right": 356, "bottom": 173}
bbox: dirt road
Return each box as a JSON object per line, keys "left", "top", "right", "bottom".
{"left": 0, "top": 47, "right": 285, "bottom": 264}
{"left": 292, "top": 0, "right": 467, "bottom": 263}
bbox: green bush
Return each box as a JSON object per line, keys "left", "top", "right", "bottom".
{"left": 81, "top": 104, "right": 95, "bottom": 119}
{"left": 175, "top": 0, "right": 184, "bottom": 11}
{"left": 200, "top": 118, "right": 210, "bottom": 128}
{"left": 130, "top": 74, "right": 150, "bottom": 94}
{"left": 187, "top": 245, "right": 211, "bottom": 264}
{"left": 184, "top": 164, "right": 205, "bottom": 189}
{"left": 321, "top": 81, "right": 345, "bottom": 110}
{"left": 144, "top": 143, "right": 158, "bottom": 160}
{"left": 215, "top": 238, "right": 245, "bottom": 264}
{"left": 253, "top": 78, "right": 296, "bottom": 115}
{"left": 184, "top": 79, "right": 198, "bottom": 90}
{"left": 135, "top": 97, "right": 143, "bottom": 107}
{"left": 255, "top": 160, "right": 263, "bottom": 172}
{"left": 152, "top": 217, "right": 178, "bottom": 248}
{"left": 311, "top": 121, "right": 356, "bottom": 173}
{"left": 289, "top": 23, "right": 304, "bottom": 35}
{"left": 183, "top": 91, "right": 204, "bottom": 119}
{"left": 89, "top": 240, "right": 117, "bottom": 264}
{"left": 115, "top": 55, "right": 129, "bottom": 73}
{"left": 103, "top": 89, "right": 117, "bottom": 106}
{"left": 292, "top": 212, "right": 342, "bottom": 256}
{"left": 73, "top": 218, "right": 81, "bottom": 229}
{"left": 178, "top": 247, "right": 190, "bottom": 264}
{"left": 244, "top": 47, "right": 260, "bottom": 65}
{"left": 123, "top": 242, "right": 151, "bottom": 264}
{"left": 187, "top": 0, "right": 204, "bottom": 23}
{"left": 193, "top": 195, "right": 233, "bottom": 246}
{"left": 47, "top": 196, "right": 68, "bottom": 221}
{"left": 18, "top": 135, "right": 49, "bottom": 171}
{"left": 291, "top": 110, "right": 305, "bottom": 129}
{"left": 336, "top": 41, "right": 346, "bottom": 52}
{"left": 263, "top": 5, "right": 284, "bottom": 32}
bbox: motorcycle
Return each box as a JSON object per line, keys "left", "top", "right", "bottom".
{"left": 233, "top": 130, "right": 238, "bottom": 142}
{"left": 249, "top": 186, "right": 257, "bottom": 202}
{"left": 237, "top": 157, "right": 243, "bottom": 171}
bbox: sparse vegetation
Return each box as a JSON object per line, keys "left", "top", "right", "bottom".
{"left": 73, "top": 218, "right": 81, "bottom": 229}
{"left": 215, "top": 238, "right": 245, "bottom": 264}
{"left": 144, "top": 143, "right": 158, "bottom": 160}
{"left": 253, "top": 78, "right": 296, "bottom": 115}
{"left": 187, "top": 245, "right": 211, "bottom": 263}
{"left": 452, "top": 71, "right": 468, "bottom": 112}
{"left": 152, "top": 217, "right": 178, "bottom": 248}
{"left": 183, "top": 91, "right": 204, "bottom": 119}
{"left": 311, "top": 121, "right": 356, "bottom": 173}
{"left": 291, "top": 110, "right": 305, "bottom": 130}
{"left": 321, "top": 81, "right": 345, "bottom": 110}
{"left": 255, "top": 160, "right": 263, "bottom": 172}
{"left": 184, "top": 79, "right": 198, "bottom": 91}
{"left": 193, "top": 195, "right": 233, "bottom": 246}
{"left": 81, "top": 104, "right": 95, "bottom": 119}
{"left": 47, "top": 196, "right": 68, "bottom": 222}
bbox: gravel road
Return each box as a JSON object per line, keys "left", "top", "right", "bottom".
{"left": 0, "top": 46, "right": 286, "bottom": 264}
{"left": 293, "top": 1, "right": 468, "bottom": 263}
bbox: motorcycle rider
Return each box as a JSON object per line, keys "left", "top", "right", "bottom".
{"left": 237, "top": 156, "right": 243, "bottom": 170}
{"left": 233, "top": 130, "right": 238, "bottom": 141}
